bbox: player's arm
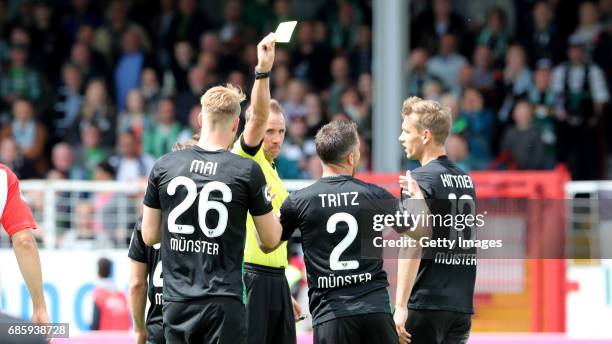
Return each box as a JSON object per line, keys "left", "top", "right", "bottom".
{"left": 142, "top": 163, "right": 162, "bottom": 246}
{"left": 394, "top": 244, "right": 420, "bottom": 344}
{"left": 141, "top": 206, "right": 162, "bottom": 245}
{"left": 11, "top": 229, "right": 49, "bottom": 323}
{"left": 127, "top": 224, "right": 149, "bottom": 344}
{"left": 243, "top": 32, "right": 276, "bottom": 146}
{"left": 252, "top": 212, "right": 283, "bottom": 253}
{"left": 129, "top": 260, "right": 148, "bottom": 344}
{"left": 2, "top": 170, "right": 49, "bottom": 324}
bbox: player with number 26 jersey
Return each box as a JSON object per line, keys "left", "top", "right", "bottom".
{"left": 144, "top": 145, "right": 272, "bottom": 303}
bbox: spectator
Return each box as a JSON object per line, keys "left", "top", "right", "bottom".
{"left": 411, "top": 0, "right": 470, "bottom": 55}
{"left": 471, "top": 45, "right": 497, "bottom": 95}
{"left": 69, "top": 42, "right": 103, "bottom": 85}
{"left": 116, "top": 89, "right": 151, "bottom": 150}
{"left": 218, "top": 0, "right": 243, "bottom": 45}
{"left": 151, "top": 0, "right": 176, "bottom": 69}
{"left": 304, "top": 93, "right": 326, "bottom": 138}
{"left": 174, "top": 66, "right": 208, "bottom": 125}
{"left": 75, "top": 24, "right": 108, "bottom": 77}
{"left": 49, "top": 143, "right": 86, "bottom": 180}
{"left": 291, "top": 21, "right": 332, "bottom": 89}
{"left": 63, "top": 0, "right": 103, "bottom": 43}
{"left": 91, "top": 257, "right": 131, "bottom": 330}
{"left": 168, "top": 0, "right": 209, "bottom": 48}
{"left": 140, "top": 68, "right": 163, "bottom": 116}
{"left": 92, "top": 161, "right": 136, "bottom": 240}
{"left": 143, "top": 98, "right": 182, "bottom": 158}
{"left": 271, "top": 64, "right": 291, "bottom": 103}
{"left": 305, "top": 154, "right": 323, "bottom": 179}
{"left": 277, "top": 116, "right": 315, "bottom": 179}
{"left": 51, "top": 64, "right": 84, "bottom": 145}
{"left": 329, "top": 0, "right": 361, "bottom": 51}
{"left": 75, "top": 123, "right": 109, "bottom": 179}
{"left": 500, "top": 101, "right": 545, "bottom": 170}
{"left": 108, "top": 132, "right": 155, "bottom": 182}
{"left": 283, "top": 79, "right": 308, "bottom": 120}
{"left": 457, "top": 88, "right": 494, "bottom": 170}
{"left": 349, "top": 24, "right": 372, "bottom": 79}
{"left": 1, "top": 100, "right": 47, "bottom": 174}
{"left": 1, "top": 45, "right": 42, "bottom": 109}
{"left": 0, "top": 137, "right": 37, "bottom": 179}
{"left": 477, "top": 6, "right": 511, "bottom": 66}
{"left": 498, "top": 44, "right": 532, "bottom": 123}
{"left": 551, "top": 37, "right": 610, "bottom": 179}
{"left": 427, "top": 33, "right": 467, "bottom": 94}
{"left": 72, "top": 79, "right": 116, "bottom": 148}
{"left": 327, "top": 55, "right": 351, "bottom": 114}
{"left": 170, "top": 40, "right": 194, "bottom": 94}
{"left": 29, "top": 1, "right": 64, "bottom": 80}
{"left": 571, "top": 1, "right": 604, "bottom": 59}
{"left": 93, "top": 0, "right": 151, "bottom": 65}
{"left": 196, "top": 51, "right": 219, "bottom": 85}
{"left": 59, "top": 202, "right": 113, "bottom": 250}
{"left": 407, "top": 48, "right": 436, "bottom": 98}
{"left": 114, "top": 28, "right": 150, "bottom": 112}
{"left": 528, "top": 59, "right": 557, "bottom": 168}
{"left": 446, "top": 134, "right": 473, "bottom": 172}
{"left": 522, "top": 1, "right": 564, "bottom": 66}
{"left": 177, "top": 105, "right": 201, "bottom": 144}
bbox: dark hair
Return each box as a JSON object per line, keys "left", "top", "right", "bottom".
{"left": 315, "top": 120, "right": 358, "bottom": 165}
{"left": 97, "top": 257, "right": 112, "bottom": 278}
{"left": 96, "top": 161, "right": 116, "bottom": 179}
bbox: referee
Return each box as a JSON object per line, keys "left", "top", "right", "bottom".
{"left": 232, "top": 33, "right": 301, "bottom": 344}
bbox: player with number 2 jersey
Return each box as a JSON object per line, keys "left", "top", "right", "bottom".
{"left": 279, "top": 121, "right": 401, "bottom": 344}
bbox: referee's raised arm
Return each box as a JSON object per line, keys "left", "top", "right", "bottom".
{"left": 243, "top": 32, "right": 276, "bottom": 147}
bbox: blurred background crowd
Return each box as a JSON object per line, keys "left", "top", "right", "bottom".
{"left": 0, "top": 0, "right": 610, "bottom": 185}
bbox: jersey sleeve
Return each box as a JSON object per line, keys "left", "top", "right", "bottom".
{"left": 143, "top": 162, "right": 161, "bottom": 209}
{"left": 247, "top": 161, "right": 273, "bottom": 216}
{"left": 279, "top": 195, "right": 299, "bottom": 241}
{"left": 1, "top": 168, "right": 36, "bottom": 237}
{"left": 128, "top": 220, "right": 148, "bottom": 263}
{"left": 232, "top": 134, "right": 263, "bottom": 157}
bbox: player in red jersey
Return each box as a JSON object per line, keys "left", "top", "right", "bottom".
{"left": 0, "top": 164, "right": 49, "bottom": 324}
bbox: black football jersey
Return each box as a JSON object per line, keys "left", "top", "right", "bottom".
{"left": 143, "top": 146, "right": 272, "bottom": 303}
{"left": 280, "top": 175, "right": 401, "bottom": 326}
{"left": 406, "top": 155, "right": 477, "bottom": 314}
{"left": 128, "top": 219, "right": 164, "bottom": 343}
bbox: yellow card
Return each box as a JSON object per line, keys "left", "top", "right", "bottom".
{"left": 274, "top": 21, "right": 297, "bottom": 43}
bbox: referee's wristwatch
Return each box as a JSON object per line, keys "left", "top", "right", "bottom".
{"left": 255, "top": 69, "right": 271, "bottom": 80}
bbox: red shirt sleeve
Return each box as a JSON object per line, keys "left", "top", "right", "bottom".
{"left": 1, "top": 166, "right": 37, "bottom": 237}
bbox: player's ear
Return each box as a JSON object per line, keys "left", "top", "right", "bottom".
{"left": 197, "top": 111, "right": 203, "bottom": 128}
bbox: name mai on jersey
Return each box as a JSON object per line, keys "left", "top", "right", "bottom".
{"left": 440, "top": 174, "right": 474, "bottom": 189}
{"left": 190, "top": 160, "right": 218, "bottom": 175}
{"left": 318, "top": 192, "right": 359, "bottom": 208}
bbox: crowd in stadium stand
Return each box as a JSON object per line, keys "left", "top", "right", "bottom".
{"left": 0, "top": 0, "right": 610, "bottom": 183}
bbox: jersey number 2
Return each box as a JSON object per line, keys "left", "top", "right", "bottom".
{"left": 167, "top": 176, "right": 232, "bottom": 238}
{"left": 327, "top": 212, "right": 359, "bottom": 271}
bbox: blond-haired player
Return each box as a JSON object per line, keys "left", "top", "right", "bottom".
{"left": 141, "top": 80, "right": 282, "bottom": 344}
{"left": 394, "top": 97, "right": 477, "bottom": 344}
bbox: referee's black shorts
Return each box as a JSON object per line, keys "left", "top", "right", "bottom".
{"left": 163, "top": 297, "right": 246, "bottom": 344}
{"left": 405, "top": 309, "right": 471, "bottom": 344}
{"left": 244, "top": 263, "right": 296, "bottom": 344}
{"left": 313, "top": 313, "right": 398, "bottom": 344}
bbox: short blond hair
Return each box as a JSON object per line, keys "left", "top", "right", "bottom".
{"left": 401, "top": 96, "right": 451, "bottom": 145}
{"left": 200, "top": 84, "right": 246, "bottom": 124}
